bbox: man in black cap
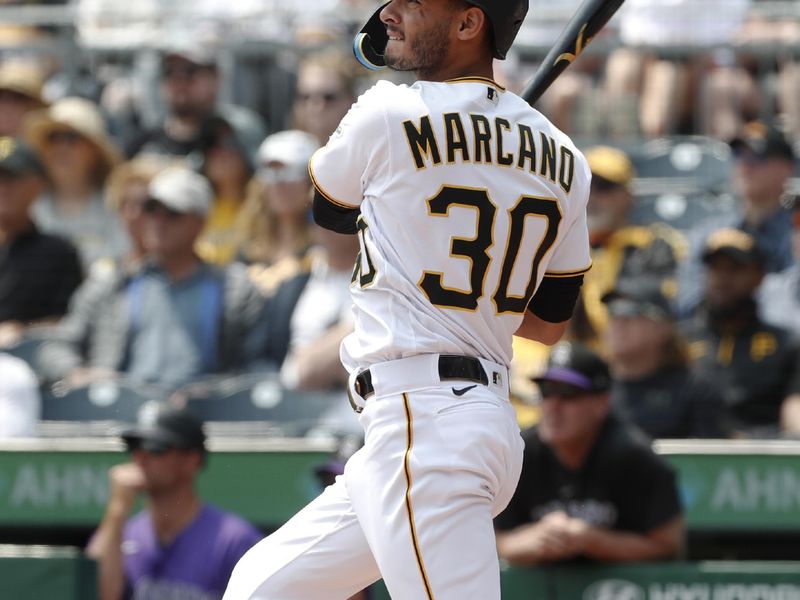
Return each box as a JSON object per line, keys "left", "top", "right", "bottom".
{"left": 87, "top": 405, "right": 262, "bottom": 600}
{"left": 683, "top": 228, "right": 800, "bottom": 436}
{"left": 603, "top": 280, "right": 728, "bottom": 439}
{"left": 0, "top": 136, "right": 82, "bottom": 348}
{"left": 678, "top": 122, "right": 797, "bottom": 315}
{"left": 495, "top": 341, "right": 684, "bottom": 565}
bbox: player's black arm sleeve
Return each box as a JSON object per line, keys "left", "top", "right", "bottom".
{"left": 312, "top": 190, "right": 360, "bottom": 235}
{"left": 527, "top": 274, "right": 584, "bottom": 323}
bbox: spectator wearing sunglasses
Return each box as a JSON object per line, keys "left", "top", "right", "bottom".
{"left": 603, "top": 279, "right": 728, "bottom": 439}
{"left": 38, "top": 166, "right": 266, "bottom": 391}
{"left": 234, "top": 130, "right": 319, "bottom": 277}
{"left": 291, "top": 52, "right": 358, "bottom": 146}
{"left": 24, "top": 96, "right": 130, "bottom": 272}
{"left": 87, "top": 405, "right": 262, "bottom": 600}
{"left": 125, "top": 38, "right": 265, "bottom": 164}
{"left": 495, "top": 342, "right": 685, "bottom": 565}
{"left": 677, "top": 122, "right": 797, "bottom": 316}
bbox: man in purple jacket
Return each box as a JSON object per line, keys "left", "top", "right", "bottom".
{"left": 87, "top": 406, "right": 262, "bottom": 600}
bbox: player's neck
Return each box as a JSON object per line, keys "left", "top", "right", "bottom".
{"left": 417, "top": 57, "right": 494, "bottom": 83}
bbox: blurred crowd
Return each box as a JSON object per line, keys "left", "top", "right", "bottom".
{"left": 0, "top": 0, "right": 799, "bottom": 444}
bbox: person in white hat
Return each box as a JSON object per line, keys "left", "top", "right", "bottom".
{"left": 24, "top": 96, "right": 130, "bottom": 272}
{"left": 38, "top": 165, "right": 267, "bottom": 391}
{"left": 234, "top": 130, "right": 320, "bottom": 269}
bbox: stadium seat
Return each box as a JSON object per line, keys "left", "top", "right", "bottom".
{"left": 40, "top": 380, "right": 155, "bottom": 423}
{"left": 627, "top": 135, "right": 737, "bottom": 231}
{"left": 180, "top": 374, "right": 345, "bottom": 436}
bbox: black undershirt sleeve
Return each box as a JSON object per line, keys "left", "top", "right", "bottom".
{"left": 312, "top": 190, "right": 360, "bottom": 235}
{"left": 527, "top": 274, "right": 584, "bottom": 323}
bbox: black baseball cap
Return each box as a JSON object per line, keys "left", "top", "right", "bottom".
{"left": 0, "top": 136, "right": 45, "bottom": 178}
{"left": 701, "top": 228, "right": 765, "bottom": 267}
{"left": 121, "top": 406, "right": 206, "bottom": 454}
{"left": 532, "top": 342, "right": 611, "bottom": 394}
{"left": 730, "top": 122, "right": 795, "bottom": 161}
{"left": 602, "top": 278, "right": 675, "bottom": 322}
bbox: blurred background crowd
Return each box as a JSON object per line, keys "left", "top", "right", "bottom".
{"left": 0, "top": 0, "right": 799, "bottom": 444}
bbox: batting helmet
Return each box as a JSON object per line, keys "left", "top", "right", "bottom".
{"left": 354, "top": 0, "right": 529, "bottom": 70}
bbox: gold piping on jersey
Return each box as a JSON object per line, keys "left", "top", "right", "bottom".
{"left": 543, "top": 263, "right": 593, "bottom": 278}
{"left": 400, "top": 114, "right": 577, "bottom": 193}
{"left": 444, "top": 76, "right": 506, "bottom": 91}
{"left": 402, "top": 393, "right": 436, "bottom": 600}
{"left": 308, "top": 156, "right": 360, "bottom": 209}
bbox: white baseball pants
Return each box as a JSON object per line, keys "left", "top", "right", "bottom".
{"left": 223, "top": 354, "right": 524, "bottom": 600}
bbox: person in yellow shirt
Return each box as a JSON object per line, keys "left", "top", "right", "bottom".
{"left": 195, "top": 117, "right": 254, "bottom": 265}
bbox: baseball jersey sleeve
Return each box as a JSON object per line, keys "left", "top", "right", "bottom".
{"left": 308, "top": 83, "right": 391, "bottom": 210}
{"left": 545, "top": 192, "right": 592, "bottom": 277}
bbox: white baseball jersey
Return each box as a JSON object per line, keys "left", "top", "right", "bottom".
{"left": 310, "top": 77, "right": 592, "bottom": 372}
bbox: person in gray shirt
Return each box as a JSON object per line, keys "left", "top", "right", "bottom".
{"left": 39, "top": 166, "right": 265, "bottom": 391}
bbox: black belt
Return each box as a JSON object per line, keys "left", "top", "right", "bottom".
{"left": 353, "top": 355, "right": 489, "bottom": 401}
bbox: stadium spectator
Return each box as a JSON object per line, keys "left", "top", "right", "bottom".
{"left": 104, "top": 154, "right": 172, "bottom": 273}
{"left": 603, "top": 280, "right": 728, "bottom": 439}
{"left": 291, "top": 52, "right": 358, "bottom": 145}
{"left": 0, "top": 61, "right": 47, "bottom": 138}
{"left": 678, "top": 122, "right": 796, "bottom": 315}
{"left": 125, "top": 38, "right": 265, "bottom": 161}
{"left": 568, "top": 146, "right": 685, "bottom": 348}
{"left": 278, "top": 226, "right": 359, "bottom": 392}
{"left": 248, "top": 224, "right": 359, "bottom": 392}
{"left": 683, "top": 228, "right": 800, "bottom": 437}
{"left": 195, "top": 116, "right": 254, "bottom": 266}
{"left": 759, "top": 195, "right": 800, "bottom": 337}
{"left": 236, "top": 130, "right": 318, "bottom": 270}
{"left": 38, "top": 166, "right": 265, "bottom": 391}
{"left": 24, "top": 96, "right": 130, "bottom": 272}
{"left": 495, "top": 342, "right": 685, "bottom": 565}
{"left": 0, "top": 352, "right": 40, "bottom": 438}
{"left": 86, "top": 405, "right": 262, "bottom": 600}
{"left": 0, "top": 136, "right": 82, "bottom": 349}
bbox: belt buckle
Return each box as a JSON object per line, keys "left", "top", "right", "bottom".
{"left": 347, "top": 370, "right": 366, "bottom": 414}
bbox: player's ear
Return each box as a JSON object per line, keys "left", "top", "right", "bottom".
{"left": 455, "top": 6, "right": 487, "bottom": 44}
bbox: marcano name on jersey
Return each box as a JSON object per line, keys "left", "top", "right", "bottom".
{"left": 402, "top": 113, "right": 576, "bottom": 194}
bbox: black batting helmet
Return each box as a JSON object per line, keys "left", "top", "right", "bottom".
{"left": 354, "top": 0, "right": 529, "bottom": 70}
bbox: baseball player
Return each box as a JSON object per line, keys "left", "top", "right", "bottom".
{"left": 224, "top": 2, "right": 592, "bottom": 599}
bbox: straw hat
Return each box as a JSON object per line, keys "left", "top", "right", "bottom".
{"left": 24, "top": 96, "right": 121, "bottom": 177}
{"left": 0, "top": 62, "right": 47, "bottom": 107}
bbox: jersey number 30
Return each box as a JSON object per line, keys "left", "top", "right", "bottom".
{"left": 353, "top": 185, "right": 562, "bottom": 315}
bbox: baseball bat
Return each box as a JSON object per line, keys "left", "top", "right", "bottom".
{"left": 521, "top": 0, "right": 626, "bottom": 105}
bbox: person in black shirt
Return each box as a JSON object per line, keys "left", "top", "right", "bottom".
{"left": 125, "top": 39, "right": 265, "bottom": 162}
{"left": 603, "top": 279, "right": 729, "bottom": 438}
{"left": 683, "top": 228, "right": 800, "bottom": 437}
{"left": 495, "top": 342, "right": 684, "bottom": 565}
{"left": 0, "top": 136, "right": 82, "bottom": 348}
